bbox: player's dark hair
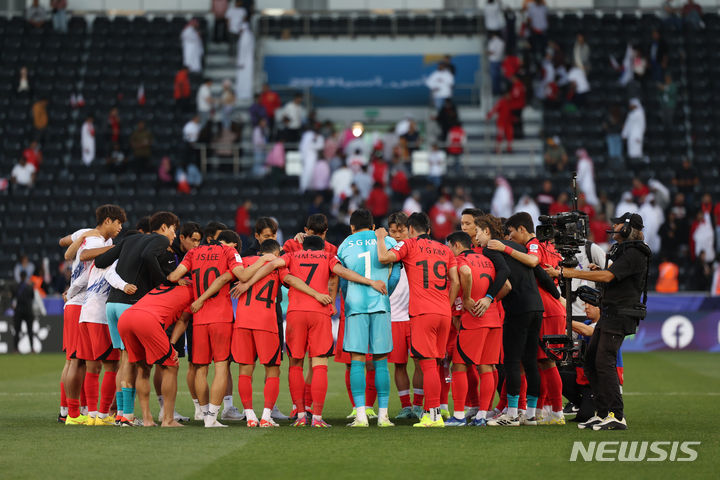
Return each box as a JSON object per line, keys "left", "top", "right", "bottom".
{"left": 349, "top": 209, "right": 374, "bottom": 231}
{"left": 204, "top": 221, "right": 228, "bottom": 241}
{"left": 475, "top": 214, "right": 504, "bottom": 239}
{"left": 306, "top": 214, "right": 328, "bottom": 234}
{"left": 135, "top": 216, "right": 151, "bottom": 232}
{"left": 255, "top": 217, "right": 278, "bottom": 235}
{"left": 407, "top": 212, "right": 431, "bottom": 234}
{"left": 461, "top": 207, "right": 484, "bottom": 219}
{"left": 95, "top": 204, "right": 127, "bottom": 226}
{"left": 505, "top": 212, "right": 535, "bottom": 235}
{"left": 446, "top": 231, "right": 473, "bottom": 250}
{"left": 216, "top": 229, "right": 241, "bottom": 249}
{"left": 180, "top": 221, "right": 202, "bottom": 238}
{"left": 260, "top": 239, "right": 281, "bottom": 254}
{"left": 150, "top": 211, "right": 180, "bottom": 232}
{"left": 302, "top": 235, "right": 325, "bottom": 251}
{"left": 388, "top": 211, "right": 408, "bottom": 228}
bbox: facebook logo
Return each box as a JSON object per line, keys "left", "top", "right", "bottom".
{"left": 661, "top": 315, "right": 694, "bottom": 349}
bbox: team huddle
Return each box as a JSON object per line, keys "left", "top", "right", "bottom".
{"left": 57, "top": 203, "right": 581, "bottom": 428}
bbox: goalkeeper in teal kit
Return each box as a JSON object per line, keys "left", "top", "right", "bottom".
{"left": 336, "top": 209, "right": 401, "bottom": 427}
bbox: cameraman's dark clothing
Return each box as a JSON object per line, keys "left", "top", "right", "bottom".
{"left": 602, "top": 242, "right": 649, "bottom": 335}
{"left": 13, "top": 282, "right": 35, "bottom": 352}
{"left": 584, "top": 324, "right": 625, "bottom": 419}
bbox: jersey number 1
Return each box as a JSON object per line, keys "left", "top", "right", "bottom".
{"left": 358, "top": 251, "right": 372, "bottom": 278}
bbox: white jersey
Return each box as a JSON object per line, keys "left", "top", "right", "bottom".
{"left": 66, "top": 229, "right": 91, "bottom": 306}
{"left": 79, "top": 261, "right": 126, "bottom": 325}
{"left": 390, "top": 268, "right": 410, "bottom": 322}
{"left": 66, "top": 233, "right": 113, "bottom": 307}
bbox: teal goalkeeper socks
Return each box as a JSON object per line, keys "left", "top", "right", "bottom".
{"left": 527, "top": 395, "right": 538, "bottom": 409}
{"left": 373, "top": 359, "right": 391, "bottom": 409}
{"left": 122, "top": 387, "right": 134, "bottom": 416}
{"left": 508, "top": 394, "right": 520, "bottom": 409}
{"left": 116, "top": 391, "right": 124, "bottom": 413}
{"left": 350, "top": 361, "right": 366, "bottom": 408}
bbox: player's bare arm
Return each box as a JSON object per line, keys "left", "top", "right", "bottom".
{"left": 63, "top": 229, "right": 99, "bottom": 260}
{"left": 170, "top": 312, "right": 191, "bottom": 343}
{"left": 487, "top": 239, "right": 539, "bottom": 268}
{"left": 284, "top": 274, "right": 333, "bottom": 305}
{"left": 375, "top": 228, "right": 398, "bottom": 264}
{"left": 459, "top": 265, "right": 477, "bottom": 312}
{"left": 59, "top": 234, "right": 74, "bottom": 247}
{"left": 78, "top": 244, "right": 115, "bottom": 262}
{"left": 167, "top": 264, "right": 189, "bottom": 283}
{"left": 332, "top": 263, "right": 387, "bottom": 295}
{"left": 447, "top": 265, "right": 460, "bottom": 308}
{"left": 191, "top": 272, "right": 234, "bottom": 312}
{"left": 545, "top": 265, "right": 615, "bottom": 283}
{"left": 233, "top": 253, "right": 277, "bottom": 283}
{"left": 571, "top": 320, "right": 594, "bottom": 337}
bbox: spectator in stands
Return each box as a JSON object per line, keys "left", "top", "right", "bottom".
{"left": 52, "top": 261, "right": 71, "bottom": 295}
{"left": 51, "top": 0, "right": 68, "bottom": 33}
{"left": 656, "top": 256, "right": 679, "bottom": 293}
{"left": 690, "top": 250, "right": 713, "bottom": 290}
{"left": 310, "top": 157, "right": 331, "bottom": 193}
{"left": 631, "top": 177, "right": 650, "bottom": 202}
{"left": 259, "top": 83, "right": 281, "bottom": 134}
{"left": 220, "top": 80, "right": 235, "bottom": 131}
{"left": 488, "top": 33, "right": 505, "bottom": 96}
{"left": 234, "top": 199, "right": 252, "bottom": 245}
{"left": 576, "top": 149, "right": 598, "bottom": 206}
{"left": 639, "top": 194, "right": 665, "bottom": 253}
{"left": 514, "top": 194, "right": 541, "bottom": 226}
{"left": 597, "top": 190, "right": 615, "bottom": 220}
{"left": 107, "top": 107, "right": 120, "bottom": 148}
{"left": 446, "top": 122, "right": 466, "bottom": 174}
{"left": 622, "top": 98, "right": 646, "bottom": 161}
{"left": 235, "top": 21, "right": 254, "bottom": 101}
{"left": 366, "top": 182, "right": 389, "bottom": 223}
{"left": 174, "top": 65, "right": 192, "bottom": 113}
{"left": 157, "top": 156, "right": 175, "bottom": 189}
{"left": 279, "top": 93, "right": 306, "bottom": 144}
{"left": 429, "top": 193, "right": 457, "bottom": 241}
{"left": 22, "top": 141, "right": 42, "bottom": 170}
{"left": 249, "top": 93, "right": 267, "bottom": 127}
{"left": 183, "top": 115, "right": 201, "bottom": 163}
{"left": 508, "top": 74, "right": 526, "bottom": 139}
{"left": 11, "top": 155, "right": 36, "bottom": 190}
{"left": 212, "top": 0, "right": 229, "bottom": 42}
{"left": 590, "top": 212, "right": 611, "bottom": 245}
{"left": 32, "top": 98, "right": 47, "bottom": 141}
{"left": 566, "top": 63, "right": 590, "bottom": 108}
{"left": 658, "top": 73, "right": 677, "bottom": 128}
{"left": 682, "top": 0, "right": 704, "bottom": 29}
{"left": 603, "top": 104, "right": 624, "bottom": 165}
{"left": 427, "top": 143, "right": 446, "bottom": 187}
{"left": 491, "top": 176, "right": 514, "bottom": 218}
{"left": 487, "top": 92, "right": 514, "bottom": 153}
{"left": 425, "top": 62, "right": 454, "bottom": 111}
{"left": 12, "top": 271, "right": 36, "bottom": 353}
{"left": 252, "top": 117, "right": 268, "bottom": 177}
{"left": 14, "top": 255, "right": 35, "bottom": 284}
{"left": 401, "top": 120, "right": 421, "bottom": 153}
{"left": 181, "top": 19, "right": 204, "bottom": 73}
{"left": 659, "top": 211, "right": 682, "bottom": 260}
{"left": 389, "top": 157, "right": 411, "bottom": 198}
{"left": 536, "top": 179, "right": 555, "bottom": 215}
{"left": 443, "top": 54, "right": 457, "bottom": 76}
{"left": 129, "top": 121, "right": 153, "bottom": 171}
{"left": 543, "top": 136, "right": 567, "bottom": 172}
{"left": 17, "top": 66, "right": 32, "bottom": 97}
{"left": 573, "top": 33, "right": 591, "bottom": 74}
{"left": 226, "top": 0, "right": 247, "bottom": 55}
{"left": 526, "top": 0, "right": 548, "bottom": 61}
{"left": 81, "top": 115, "right": 95, "bottom": 166}
{"left": 484, "top": 0, "right": 505, "bottom": 35}
{"left": 649, "top": 30, "right": 669, "bottom": 83}
{"left": 577, "top": 193, "right": 596, "bottom": 220}
{"left": 661, "top": 0, "right": 682, "bottom": 30}
{"left": 196, "top": 78, "right": 214, "bottom": 126}
{"left": 105, "top": 144, "right": 127, "bottom": 173}
{"left": 330, "top": 160, "right": 353, "bottom": 202}
{"left": 549, "top": 191, "right": 570, "bottom": 215}
{"left": 403, "top": 191, "right": 422, "bottom": 216}
{"left": 436, "top": 99, "right": 459, "bottom": 142}
{"left": 26, "top": 0, "right": 48, "bottom": 29}
{"left": 299, "top": 126, "right": 324, "bottom": 192}
{"left": 616, "top": 191, "right": 639, "bottom": 217}
{"left": 353, "top": 165, "right": 373, "bottom": 199}
{"left": 176, "top": 161, "right": 202, "bottom": 191}
{"left": 503, "top": 5, "right": 517, "bottom": 53}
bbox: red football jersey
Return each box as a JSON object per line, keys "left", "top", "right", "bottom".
{"left": 282, "top": 250, "right": 338, "bottom": 314}
{"left": 526, "top": 237, "right": 565, "bottom": 318}
{"left": 235, "top": 256, "right": 288, "bottom": 332}
{"left": 180, "top": 244, "right": 242, "bottom": 325}
{"left": 457, "top": 252, "right": 502, "bottom": 329}
{"left": 129, "top": 284, "right": 194, "bottom": 328}
{"left": 283, "top": 238, "right": 338, "bottom": 257}
{"left": 391, "top": 235, "right": 457, "bottom": 317}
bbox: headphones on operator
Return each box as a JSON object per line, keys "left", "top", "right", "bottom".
{"left": 619, "top": 218, "right": 632, "bottom": 239}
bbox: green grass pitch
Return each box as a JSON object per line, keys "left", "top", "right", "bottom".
{"left": 1, "top": 352, "right": 718, "bottom": 479}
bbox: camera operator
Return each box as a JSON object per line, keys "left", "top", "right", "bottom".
{"left": 545, "top": 212, "right": 649, "bottom": 431}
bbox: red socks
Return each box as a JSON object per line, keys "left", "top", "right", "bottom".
{"left": 519, "top": 374, "right": 527, "bottom": 410}
{"left": 399, "top": 391, "right": 411, "bottom": 408}
{"left": 84, "top": 372, "right": 100, "bottom": 413}
{"left": 264, "top": 377, "right": 280, "bottom": 410}
{"left": 68, "top": 398, "right": 80, "bottom": 418}
{"left": 413, "top": 390, "right": 424, "bottom": 407}
{"left": 288, "top": 366, "right": 305, "bottom": 413}
{"left": 80, "top": 384, "right": 87, "bottom": 407}
{"left": 546, "top": 366, "right": 563, "bottom": 411}
{"left": 479, "top": 371, "right": 495, "bottom": 411}
{"left": 419, "top": 359, "right": 440, "bottom": 410}
{"left": 304, "top": 382, "right": 313, "bottom": 412}
{"left": 345, "top": 368, "right": 355, "bottom": 407}
{"left": 365, "top": 368, "right": 377, "bottom": 407}
{"left": 238, "top": 374, "right": 253, "bottom": 410}
{"left": 538, "top": 368, "right": 548, "bottom": 409}
{"left": 451, "top": 370, "right": 467, "bottom": 413}
{"left": 466, "top": 367, "right": 480, "bottom": 407}
{"left": 311, "top": 365, "right": 328, "bottom": 416}
{"left": 99, "top": 371, "right": 116, "bottom": 414}
{"left": 60, "top": 381, "right": 67, "bottom": 408}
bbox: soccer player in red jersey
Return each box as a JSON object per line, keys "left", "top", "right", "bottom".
{"left": 268, "top": 234, "right": 387, "bottom": 427}
{"left": 376, "top": 212, "right": 460, "bottom": 427}
{"left": 194, "top": 239, "right": 332, "bottom": 427}
{"left": 446, "top": 232, "right": 510, "bottom": 426}
{"left": 167, "top": 230, "right": 275, "bottom": 427}
{"left": 117, "top": 283, "right": 194, "bottom": 427}
{"left": 488, "top": 212, "right": 567, "bottom": 425}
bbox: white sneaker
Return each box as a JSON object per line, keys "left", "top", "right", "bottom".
{"left": 578, "top": 415, "right": 603, "bottom": 430}
{"left": 220, "top": 406, "right": 245, "bottom": 421}
{"left": 487, "top": 413, "right": 520, "bottom": 427}
{"left": 174, "top": 411, "right": 189, "bottom": 422}
{"left": 270, "top": 405, "right": 288, "bottom": 420}
{"left": 194, "top": 409, "right": 204, "bottom": 421}
{"left": 80, "top": 406, "right": 88, "bottom": 416}
{"left": 486, "top": 408, "right": 502, "bottom": 420}
{"left": 519, "top": 413, "right": 537, "bottom": 426}
{"left": 464, "top": 407, "right": 479, "bottom": 419}
{"left": 158, "top": 406, "right": 164, "bottom": 422}
{"left": 204, "top": 419, "right": 228, "bottom": 428}
{"left": 592, "top": 413, "right": 627, "bottom": 431}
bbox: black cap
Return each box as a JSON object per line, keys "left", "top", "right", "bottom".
{"left": 611, "top": 212, "right": 644, "bottom": 230}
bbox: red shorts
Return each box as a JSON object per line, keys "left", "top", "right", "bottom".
{"left": 192, "top": 322, "right": 232, "bottom": 365}
{"left": 446, "top": 322, "right": 458, "bottom": 358}
{"left": 232, "top": 328, "right": 281, "bottom": 366}
{"left": 452, "top": 327, "right": 502, "bottom": 365}
{"left": 76, "top": 322, "right": 119, "bottom": 362}
{"left": 286, "top": 311, "right": 334, "bottom": 359}
{"left": 409, "top": 313, "right": 451, "bottom": 359}
{"left": 63, "top": 305, "right": 82, "bottom": 359}
{"left": 334, "top": 315, "right": 351, "bottom": 364}
{"left": 117, "top": 311, "right": 177, "bottom": 367}
{"left": 388, "top": 321, "right": 411, "bottom": 364}
{"left": 538, "top": 314, "right": 565, "bottom": 360}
